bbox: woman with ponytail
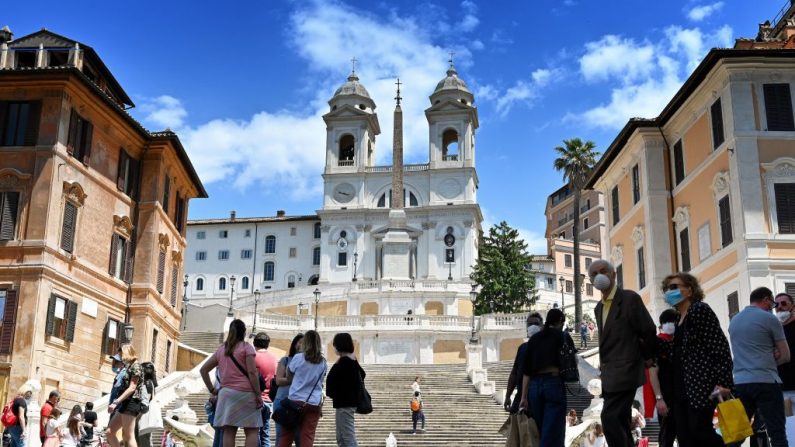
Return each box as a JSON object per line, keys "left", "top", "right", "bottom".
{"left": 201, "top": 319, "right": 263, "bottom": 447}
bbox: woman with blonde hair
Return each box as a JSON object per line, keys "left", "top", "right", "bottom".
{"left": 278, "top": 330, "right": 327, "bottom": 447}
{"left": 107, "top": 344, "right": 144, "bottom": 447}
{"left": 200, "top": 319, "right": 262, "bottom": 447}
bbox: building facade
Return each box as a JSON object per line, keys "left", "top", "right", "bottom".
{"left": 0, "top": 28, "right": 206, "bottom": 407}
{"left": 545, "top": 184, "right": 604, "bottom": 251}
{"left": 585, "top": 18, "right": 795, "bottom": 330}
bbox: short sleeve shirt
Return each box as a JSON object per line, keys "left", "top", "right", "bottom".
{"left": 288, "top": 353, "right": 327, "bottom": 405}
{"left": 255, "top": 349, "right": 278, "bottom": 401}
{"left": 124, "top": 362, "right": 144, "bottom": 400}
{"left": 40, "top": 401, "right": 53, "bottom": 437}
{"left": 729, "top": 306, "right": 786, "bottom": 384}
{"left": 216, "top": 342, "right": 257, "bottom": 392}
{"left": 11, "top": 397, "right": 26, "bottom": 426}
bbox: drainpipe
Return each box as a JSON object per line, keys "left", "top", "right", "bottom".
{"left": 657, "top": 127, "right": 679, "bottom": 272}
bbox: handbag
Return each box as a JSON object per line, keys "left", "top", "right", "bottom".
{"left": 137, "top": 399, "right": 163, "bottom": 435}
{"left": 229, "top": 352, "right": 267, "bottom": 393}
{"left": 559, "top": 332, "right": 579, "bottom": 383}
{"left": 356, "top": 386, "right": 372, "bottom": 414}
{"left": 716, "top": 394, "right": 753, "bottom": 443}
{"left": 272, "top": 365, "right": 325, "bottom": 428}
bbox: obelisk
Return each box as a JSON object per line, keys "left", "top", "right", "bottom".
{"left": 381, "top": 78, "right": 412, "bottom": 280}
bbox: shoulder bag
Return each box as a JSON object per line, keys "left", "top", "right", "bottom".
{"left": 229, "top": 352, "right": 266, "bottom": 393}
{"left": 272, "top": 363, "right": 325, "bottom": 428}
{"left": 356, "top": 365, "right": 372, "bottom": 414}
{"left": 559, "top": 332, "right": 579, "bottom": 383}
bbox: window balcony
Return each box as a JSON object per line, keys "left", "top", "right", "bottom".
{"left": 338, "top": 160, "right": 355, "bottom": 167}
{"left": 442, "top": 154, "right": 459, "bottom": 161}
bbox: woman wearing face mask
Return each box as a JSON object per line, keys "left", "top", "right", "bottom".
{"left": 518, "top": 309, "right": 574, "bottom": 447}
{"left": 662, "top": 273, "right": 732, "bottom": 447}
{"left": 775, "top": 293, "right": 795, "bottom": 410}
{"left": 646, "top": 309, "right": 678, "bottom": 447}
{"left": 504, "top": 313, "right": 544, "bottom": 413}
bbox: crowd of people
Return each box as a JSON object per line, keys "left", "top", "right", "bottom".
{"left": 504, "top": 258, "right": 794, "bottom": 447}
{"left": 200, "top": 319, "right": 368, "bottom": 447}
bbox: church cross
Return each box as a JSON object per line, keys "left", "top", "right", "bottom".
{"left": 351, "top": 56, "right": 358, "bottom": 73}
{"left": 395, "top": 78, "right": 402, "bottom": 105}
{"left": 448, "top": 50, "right": 455, "bottom": 67}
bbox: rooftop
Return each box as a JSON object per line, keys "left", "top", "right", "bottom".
{"left": 188, "top": 214, "right": 319, "bottom": 226}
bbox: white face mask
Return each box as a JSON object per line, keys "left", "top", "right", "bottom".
{"left": 776, "top": 311, "right": 791, "bottom": 323}
{"left": 592, "top": 273, "right": 612, "bottom": 291}
{"left": 527, "top": 325, "right": 541, "bottom": 338}
{"left": 661, "top": 322, "right": 676, "bottom": 335}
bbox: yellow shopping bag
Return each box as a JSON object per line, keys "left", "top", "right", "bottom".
{"left": 716, "top": 395, "right": 753, "bottom": 443}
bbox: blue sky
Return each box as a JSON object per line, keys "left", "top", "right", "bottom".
{"left": 6, "top": 0, "right": 783, "bottom": 253}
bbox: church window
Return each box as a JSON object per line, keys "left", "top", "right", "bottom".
{"left": 288, "top": 275, "right": 296, "bottom": 288}
{"left": 442, "top": 129, "right": 459, "bottom": 161}
{"left": 241, "top": 276, "right": 249, "bottom": 290}
{"left": 313, "top": 222, "right": 321, "bottom": 239}
{"left": 265, "top": 235, "right": 276, "bottom": 253}
{"left": 196, "top": 278, "right": 204, "bottom": 291}
{"left": 377, "top": 193, "right": 386, "bottom": 208}
{"left": 338, "top": 252, "right": 348, "bottom": 266}
{"left": 339, "top": 134, "right": 355, "bottom": 165}
{"left": 409, "top": 192, "right": 418, "bottom": 207}
{"left": 313, "top": 247, "right": 321, "bottom": 266}
{"left": 377, "top": 190, "right": 419, "bottom": 208}
{"left": 264, "top": 262, "right": 275, "bottom": 281}
{"left": 218, "top": 277, "right": 226, "bottom": 291}
{"left": 358, "top": 104, "right": 366, "bottom": 110}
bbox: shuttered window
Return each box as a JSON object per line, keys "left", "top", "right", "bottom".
{"left": 102, "top": 318, "right": 121, "bottom": 356}
{"left": 727, "top": 291, "right": 740, "bottom": 320}
{"left": 0, "top": 101, "right": 41, "bottom": 146}
{"left": 775, "top": 183, "right": 795, "bottom": 234}
{"left": 0, "top": 192, "right": 20, "bottom": 241}
{"left": 170, "top": 265, "right": 178, "bottom": 307}
{"left": 60, "top": 202, "right": 78, "bottom": 253}
{"left": 45, "top": 294, "right": 77, "bottom": 342}
{"left": 151, "top": 329, "right": 158, "bottom": 362}
{"left": 313, "top": 247, "right": 321, "bottom": 266}
{"left": 162, "top": 176, "right": 170, "bottom": 214}
{"left": 786, "top": 283, "right": 795, "bottom": 296}
{"left": 165, "top": 340, "right": 172, "bottom": 372}
{"left": 175, "top": 194, "right": 185, "bottom": 233}
{"left": 108, "top": 234, "right": 130, "bottom": 280}
{"left": 711, "top": 98, "right": 725, "bottom": 149}
{"left": 0, "top": 290, "right": 18, "bottom": 354}
{"left": 673, "top": 140, "right": 685, "bottom": 186}
{"left": 156, "top": 251, "right": 166, "bottom": 294}
{"left": 637, "top": 247, "right": 646, "bottom": 290}
{"left": 632, "top": 164, "right": 641, "bottom": 204}
{"left": 264, "top": 262, "right": 275, "bottom": 281}
{"left": 680, "top": 228, "right": 691, "bottom": 272}
{"left": 116, "top": 150, "right": 140, "bottom": 198}
{"left": 764, "top": 84, "right": 795, "bottom": 131}
{"left": 718, "top": 195, "right": 733, "bottom": 247}
{"left": 611, "top": 186, "right": 620, "bottom": 225}
{"left": 66, "top": 109, "right": 93, "bottom": 163}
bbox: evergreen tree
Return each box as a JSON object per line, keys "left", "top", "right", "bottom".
{"left": 471, "top": 221, "right": 536, "bottom": 315}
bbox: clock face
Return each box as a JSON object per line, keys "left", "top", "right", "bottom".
{"left": 337, "top": 238, "right": 348, "bottom": 250}
{"left": 333, "top": 183, "right": 356, "bottom": 203}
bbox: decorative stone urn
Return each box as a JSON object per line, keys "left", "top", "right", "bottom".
{"left": 582, "top": 378, "right": 604, "bottom": 419}
{"left": 167, "top": 381, "right": 198, "bottom": 424}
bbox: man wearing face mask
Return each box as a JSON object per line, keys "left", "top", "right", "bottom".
{"left": 775, "top": 293, "right": 795, "bottom": 407}
{"left": 504, "top": 312, "right": 544, "bottom": 413}
{"left": 646, "top": 309, "right": 678, "bottom": 447}
{"left": 589, "top": 259, "right": 657, "bottom": 447}
{"left": 726, "top": 287, "right": 790, "bottom": 447}
{"left": 108, "top": 350, "right": 127, "bottom": 414}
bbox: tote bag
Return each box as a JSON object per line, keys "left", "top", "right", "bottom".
{"left": 137, "top": 400, "right": 163, "bottom": 435}
{"left": 716, "top": 395, "right": 753, "bottom": 443}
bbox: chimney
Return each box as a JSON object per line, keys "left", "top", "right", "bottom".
{"left": 276, "top": 210, "right": 286, "bottom": 217}
{"left": 230, "top": 210, "right": 236, "bottom": 221}
{"left": 0, "top": 26, "right": 12, "bottom": 44}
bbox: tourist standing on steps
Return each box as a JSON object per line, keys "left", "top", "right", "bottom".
{"left": 326, "top": 333, "right": 366, "bottom": 447}
{"left": 39, "top": 390, "right": 60, "bottom": 445}
{"left": 580, "top": 322, "right": 589, "bottom": 349}
{"left": 662, "top": 273, "right": 732, "bottom": 447}
{"left": 518, "top": 308, "right": 572, "bottom": 447}
{"left": 503, "top": 312, "right": 543, "bottom": 413}
{"left": 107, "top": 344, "right": 146, "bottom": 447}
{"left": 63, "top": 405, "right": 85, "bottom": 447}
{"left": 83, "top": 401, "right": 97, "bottom": 444}
{"left": 41, "top": 407, "right": 62, "bottom": 447}
{"left": 274, "top": 334, "right": 304, "bottom": 446}
{"left": 200, "top": 319, "right": 263, "bottom": 447}
{"left": 8, "top": 384, "right": 32, "bottom": 447}
{"left": 646, "top": 309, "right": 678, "bottom": 447}
{"left": 410, "top": 391, "right": 425, "bottom": 434}
{"left": 724, "top": 287, "right": 790, "bottom": 447}
{"left": 589, "top": 260, "right": 657, "bottom": 447}
{"left": 775, "top": 292, "right": 795, "bottom": 406}
{"left": 278, "top": 330, "right": 327, "bottom": 447}
{"left": 411, "top": 377, "right": 421, "bottom": 395}
{"left": 254, "top": 332, "right": 278, "bottom": 447}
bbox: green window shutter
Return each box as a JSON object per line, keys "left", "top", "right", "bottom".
{"left": 65, "top": 300, "right": 78, "bottom": 342}
{"left": 0, "top": 290, "right": 18, "bottom": 354}
{"left": 108, "top": 234, "right": 119, "bottom": 277}
{"left": 45, "top": 295, "right": 57, "bottom": 336}
{"left": 0, "top": 192, "right": 20, "bottom": 241}
{"left": 60, "top": 202, "right": 78, "bottom": 253}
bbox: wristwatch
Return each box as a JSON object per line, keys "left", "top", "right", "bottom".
{"left": 655, "top": 394, "right": 663, "bottom": 401}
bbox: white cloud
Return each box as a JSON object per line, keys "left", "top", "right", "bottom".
{"left": 460, "top": 0, "right": 479, "bottom": 31}
{"left": 531, "top": 68, "right": 553, "bottom": 87}
{"left": 686, "top": 2, "right": 724, "bottom": 22}
{"left": 579, "top": 35, "right": 655, "bottom": 84}
{"left": 489, "top": 67, "right": 563, "bottom": 116}
{"left": 138, "top": 95, "right": 187, "bottom": 129}
{"left": 471, "top": 39, "right": 485, "bottom": 51}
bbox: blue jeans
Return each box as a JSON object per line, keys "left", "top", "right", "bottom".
{"left": 529, "top": 375, "right": 566, "bottom": 447}
{"left": 411, "top": 411, "right": 425, "bottom": 432}
{"left": 259, "top": 402, "right": 273, "bottom": 447}
{"left": 8, "top": 425, "right": 24, "bottom": 447}
{"left": 735, "top": 383, "right": 789, "bottom": 447}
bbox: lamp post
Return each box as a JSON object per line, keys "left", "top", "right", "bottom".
{"left": 122, "top": 323, "right": 134, "bottom": 344}
{"left": 489, "top": 298, "right": 495, "bottom": 314}
{"left": 559, "top": 275, "right": 566, "bottom": 310}
{"left": 250, "top": 289, "right": 261, "bottom": 337}
{"left": 352, "top": 252, "right": 358, "bottom": 282}
{"left": 313, "top": 288, "right": 321, "bottom": 330}
{"left": 469, "top": 284, "right": 479, "bottom": 344}
{"left": 181, "top": 274, "right": 189, "bottom": 332}
{"left": 227, "top": 275, "right": 236, "bottom": 317}
{"left": 448, "top": 261, "right": 453, "bottom": 281}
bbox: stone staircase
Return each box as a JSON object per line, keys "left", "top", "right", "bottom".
{"left": 180, "top": 332, "right": 224, "bottom": 353}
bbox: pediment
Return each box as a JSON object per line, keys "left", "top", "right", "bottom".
{"left": 371, "top": 223, "right": 422, "bottom": 238}
{"left": 425, "top": 99, "right": 474, "bottom": 113}
{"left": 9, "top": 30, "right": 78, "bottom": 49}
{"left": 323, "top": 106, "right": 381, "bottom": 134}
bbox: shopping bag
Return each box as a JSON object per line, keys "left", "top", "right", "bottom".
{"left": 637, "top": 437, "right": 649, "bottom": 447}
{"left": 515, "top": 413, "right": 539, "bottom": 447}
{"left": 716, "top": 395, "right": 753, "bottom": 443}
{"left": 137, "top": 400, "right": 163, "bottom": 435}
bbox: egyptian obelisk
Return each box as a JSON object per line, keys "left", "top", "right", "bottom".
{"left": 381, "top": 79, "right": 412, "bottom": 280}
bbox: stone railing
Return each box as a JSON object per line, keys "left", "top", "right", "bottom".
{"left": 480, "top": 313, "right": 527, "bottom": 330}
{"left": 338, "top": 159, "right": 355, "bottom": 166}
{"left": 355, "top": 279, "right": 451, "bottom": 291}
{"left": 253, "top": 313, "right": 474, "bottom": 332}
{"left": 363, "top": 163, "right": 430, "bottom": 173}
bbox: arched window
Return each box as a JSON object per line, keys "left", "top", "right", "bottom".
{"left": 265, "top": 235, "right": 276, "bottom": 253}
{"left": 218, "top": 277, "right": 226, "bottom": 291}
{"left": 313, "top": 222, "right": 321, "bottom": 239}
{"left": 313, "top": 246, "right": 321, "bottom": 266}
{"left": 288, "top": 275, "right": 296, "bottom": 288}
{"left": 264, "top": 262, "right": 275, "bottom": 281}
{"left": 377, "top": 190, "right": 419, "bottom": 208}
{"left": 196, "top": 278, "right": 204, "bottom": 291}
{"left": 308, "top": 275, "right": 319, "bottom": 285}
{"left": 241, "top": 276, "right": 249, "bottom": 290}
{"left": 339, "top": 134, "right": 355, "bottom": 165}
{"left": 442, "top": 129, "right": 459, "bottom": 160}
{"left": 409, "top": 192, "right": 418, "bottom": 207}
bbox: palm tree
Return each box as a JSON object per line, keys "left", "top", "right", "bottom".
{"left": 553, "top": 138, "right": 599, "bottom": 329}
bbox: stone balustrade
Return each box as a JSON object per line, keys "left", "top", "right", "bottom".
{"left": 253, "top": 313, "right": 475, "bottom": 332}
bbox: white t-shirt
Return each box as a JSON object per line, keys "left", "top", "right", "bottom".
{"left": 411, "top": 382, "right": 420, "bottom": 393}
{"left": 45, "top": 419, "right": 58, "bottom": 437}
{"left": 288, "top": 353, "right": 327, "bottom": 405}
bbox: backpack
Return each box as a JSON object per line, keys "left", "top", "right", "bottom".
{"left": 1, "top": 400, "right": 17, "bottom": 427}
{"left": 137, "top": 362, "right": 157, "bottom": 414}
{"left": 410, "top": 398, "right": 421, "bottom": 412}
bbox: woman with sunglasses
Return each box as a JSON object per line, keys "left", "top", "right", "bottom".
{"left": 661, "top": 273, "right": 732, "bottom": 446}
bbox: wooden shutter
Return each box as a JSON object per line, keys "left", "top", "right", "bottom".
{"left": 0, "top": 192, "right": 20, "bottom": 241}
{"left": 611, "top": 186, "right": 620, "bottom": 225}
{"left": 728, "top": 291, "right": 740, "bottom": 319}
{"left": 108, "top": 234, "right": 120, "bottom": 276}
{"left": 65, "top": 300, "right": 77, "bottom": 342}
{"left": 680, "top": 228, "right": 691, "bottom": 272}
{"left": 101, "top": 319, "right": 110, "bottom": 356}
{"left": 775, "top": 183, "right": 795, "bottom": 234}
{"left": 162, "top": 176, "right": 170, "bottom": 214}
{"left": 124, "top": 239, "right": 134, "bottom": 284}
{"left": 673, "top": 140, "right": 685, "bottom": 185}
{"left": 66, "top": 110, "right": 79, "bottom": 155}
{"left": 710, "top": 99, "right": 724, "bottom": 149}
{"left": 175, "top": 193, "right": 184, "bottom": 232}
{"left": 719, "top": 196, "right": 733, "bottom": 246}
{"left": 45, "top": 294, "right": 56, "bottom": 336}
{"left": 0, "top": 102, "right": 8, "bottom": 144}
{"left": 81, "top": 121, "right": 93, "bottom": 164}
{"left": 128, "top": 157, "right": 140, "bottom": 199}
{"left": 60, "top": 202, "right": 77, "bottom": 253}
{"left": 170, "top": 266, "right": 178, "bottom": 307}
{"left": 637, "top": 247, "right": 646, "bottom": 289}
{"left": 786, "top": 283, "right": 795, "bottom": 296}
{"left": 616, "top": 264, "right": 624, "bottom": 288}
{"left": 157, "top": 251, "right": 166, "bottom": 293}
{"left": 0, "top": 290, "right": 18, "bottom": 354}
{"left": 764, "top": 84, "right": 795, "bottom": 131}
{"left": 116, "top": 150, "right": 129, "bottom": 191}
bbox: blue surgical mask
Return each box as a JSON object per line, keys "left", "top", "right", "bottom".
{"left": 664, "top": 289, "right": 685, "bottom": 307}
{"left": 112, "top": 366, "right": 121, "bottom": 374}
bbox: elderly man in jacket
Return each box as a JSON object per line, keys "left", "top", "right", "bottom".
{"left": 590, "top": 259, "right": 657, "bottom": 447}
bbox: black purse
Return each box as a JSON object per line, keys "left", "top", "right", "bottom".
{"left": 272, "top": 367, "right": 325, "bottom": 428}
{"left": 559, "top": 332, "right": 580, "bottom": 383}
{"left": 356, "top": 385, "right": 372, "bottom": 414}
{"left": 268, "top": 377, "right": 279, "bottom": 402}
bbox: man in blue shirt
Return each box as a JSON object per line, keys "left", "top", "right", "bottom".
{"left": 728, "top": 287, "right": 791, "bottom": 447}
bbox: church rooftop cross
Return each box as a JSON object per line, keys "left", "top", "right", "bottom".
{"left": 395, "top": 78, "right": 402, "bottom": 106}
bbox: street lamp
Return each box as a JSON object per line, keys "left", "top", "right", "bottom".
{"left": 448, "top": 260, "right": 453, "bottom": 281}
{"left": 313, "top": 288, "right": 321, "bottom": 330}
{"left": 559, "top": 275, "right": 566, "bottom": 310}
{"left": 489, "top": 298, "right": 495, "bottom": 314}
{"left": 469, "top": 284, "right": 479, "bottom": 344}
{"left": 181, "top": 274, "right": 189, "bottom": 331}
{"left": 228, "top": 275, "right": 236, "bottom": 317}
{"left": 122, "top": 323, "right": 134, "bottom": 344}
{"left": 352, "top": 252, "right": 358, "bottom": 282}
{"left": 250, "top": 289, "right": 261, "bottom": 337}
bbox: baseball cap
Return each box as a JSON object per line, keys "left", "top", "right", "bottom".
{"left": 110, "top": 353, "right": 122, "bottom": 362}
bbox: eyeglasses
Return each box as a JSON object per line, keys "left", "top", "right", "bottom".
{"left": 666, "top": 284, "right": 681, "bottom": 291}
{"left": 776, "top": 301, "right": 791, "bottom": 308}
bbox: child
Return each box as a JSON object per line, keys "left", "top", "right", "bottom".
{"left": 410, "top": 391, "right": 425, "bottom": 434}
{"left": 162, "top": 416, "right": 179, "bottom": 447}
{"left": 42, "top": 407, "right": 62, "bottom": 447}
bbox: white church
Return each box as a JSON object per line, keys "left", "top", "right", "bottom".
{"left": 183, "top": 64, "right": 527, "bottom": 364}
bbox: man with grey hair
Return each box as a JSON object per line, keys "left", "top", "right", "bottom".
{"left": 589, "top": 259, "right": 656, "bottom": 447}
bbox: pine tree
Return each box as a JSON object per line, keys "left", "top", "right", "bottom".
{"left": 470, "top": 221, "right": 536, "bottom": 315}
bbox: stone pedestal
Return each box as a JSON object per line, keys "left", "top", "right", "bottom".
{"left": 382, "top": 210, "right": 412, "bottom": 280}
{"left": 24, "top": 379, "right": 42, "bottom": 447}
{"left": 166, "top": 382, "right": 198, "bottom": 424}
{"left": 466, "top": 343, "right": 483, "bottom": 374}
{"left": 582, "top": 378, "right": 604, "bottom": 420}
